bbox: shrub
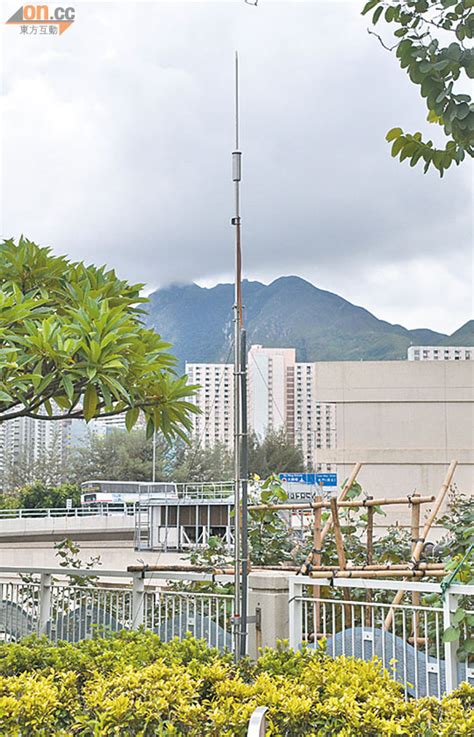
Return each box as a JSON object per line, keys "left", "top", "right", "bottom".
{"left": 0, "top": 633, "right": 472, "bottom": 736}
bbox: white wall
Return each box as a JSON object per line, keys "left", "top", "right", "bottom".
{"left": 315, "top": 360, "right": 474, "bottom": 525}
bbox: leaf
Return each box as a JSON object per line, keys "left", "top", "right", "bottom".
{"left": 62, "top": 375, "right": 74, "bottom": 403}
{"left": 361, "top": 0, "right": 380, "bottom": 15}
{"left": 442, "top": 626, "right": 460, "bottom": 643}
{"left": 463, "top": 638, "right": 474, "bottom": 654}
{"left": 452, "top": 607, "right": 466, "bottom": 625}
{"left": 373, "top": 5, "right": 383, "bottom": 24}
{"left": 386, "top": 127, "right": 403, "bottom": 142}
{"left": 83, "top": 383, "right": 98, "bottom": 421}
{"left": 391, "top": 137, "right": 406, "bottom": 157}
{"left": 125, "top": 406, "right": 140, "bottom": 432}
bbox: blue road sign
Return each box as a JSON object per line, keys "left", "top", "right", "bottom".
{"left": 279, "top": 473, "right": 338, "bottom": 487}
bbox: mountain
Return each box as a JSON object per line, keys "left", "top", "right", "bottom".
{"left": 146, "top": 276, "right": 474, "bottom": 368}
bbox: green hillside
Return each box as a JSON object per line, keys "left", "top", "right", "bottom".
{"left": 146, "top": 276, "right": 472, "bottom": 368}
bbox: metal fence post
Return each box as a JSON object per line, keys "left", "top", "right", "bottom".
{"left": 443, "top": 591, "right": 459, "bottom": 693}
{"left": 289, "top": 578, "right": 303, "bottom": 650}
{"left": 39, "top": 573, "right": 52, "bottom": 635}
{"left": 247, "top": 706, "right": 267, "bottom": 736}
{"left": 131, "top": 571, "right": 145, "bottom": 629}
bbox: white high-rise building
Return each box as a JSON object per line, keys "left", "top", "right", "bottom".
{"left": 247, "top": 345, "right": 296, "bottom": 437}
{"left": 186, "top": 345, "right": 331, "bottom": 469}
{"left": 186, "top": 363, "right": 234, "bottom": 450}
{"left": 0, "top": 414, "right": 72, "bottom": 490}
{"left": 408, "top": 346, "right": 473, "bottom": 361}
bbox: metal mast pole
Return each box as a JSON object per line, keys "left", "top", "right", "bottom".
{"left": 240, "top": 327, "right": 249, "bottom": 657}
{"left": 232, "top": 51, "right": 243, "bottom": 661}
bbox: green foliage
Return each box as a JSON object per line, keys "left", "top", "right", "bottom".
{"left": 172, "top": 440, "right": 234, "bottom": 482}
{"left": 65, "top": 428, "right": 303, "bottom": 489}
{"left": 0, "top": 632, "right": 473, "bottom": 735}
{"left": 0, "top": 237, "right": 198, "bottom": 439}
{"left": 0, "top": 482, "right": 81, "bottom": 510}
{"left": 438, "top": 489, "right": 474, "bottom": 559}
{"left": 248, "top": 429, "right": 306, "bottom": 478}
{"left": 362, "top": 0, "right": 474, "bottom": 175}
{"left": 248, "top": 475, "right": 296, "bottom": 566}
{"left": 69, "top": 429, "right": 168, "bottom": 484}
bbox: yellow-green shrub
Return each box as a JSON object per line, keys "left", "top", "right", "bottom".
{"left": 0, "top": 633, "right": 472, "bottom": 736}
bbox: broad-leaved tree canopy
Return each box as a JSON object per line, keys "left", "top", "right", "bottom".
{"left": 0, "top": 237, "right": 198, "bottom": 439}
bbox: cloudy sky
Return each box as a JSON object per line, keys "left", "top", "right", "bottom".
{"left": 1, "top": 0, "right": 472, "bottom": 333}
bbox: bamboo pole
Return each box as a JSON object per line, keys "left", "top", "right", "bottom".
{"left": 330, "top": 496, "right": 351, "bottom": 619}
{"left": 320, "top": 464, "right": 361, "bottom": 548}
{"left": 309, "top": 562, "right": 444, "bottom": 571}
{"left": 309, "top": 569, "right": 446, "bottom": 579}
{"left": 298, "top": 463, "right": 362, "bottom": 576}
{"left": 384, "top": 461, "right": 458, "bottom": 629}
{"left": 412, "top": 461, "right": 457, "bottom": 562}
{"left": 249, "top": 495, "right": 435, "bottom": 512}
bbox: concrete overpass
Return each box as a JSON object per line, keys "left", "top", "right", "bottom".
{"left": 0, "top": 511, "right": 186, "bottom": 569}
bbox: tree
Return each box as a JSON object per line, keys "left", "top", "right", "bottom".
{"left": 69, "top": 429, "right": 169, "bottom": 484}
{"left": 0, "top": 237, "right": 197, "bottom": 437}
{"left": 173, "top": 439, "right": 233, "bottom": 482}
{"left": 362, "top": 0, "right": 474, "bottom": 175}
{"left": 0, "top": 481, "right": 81, "bottom": 510}
{"left": 248, "top": 429, "right": 306, "bottom": 478}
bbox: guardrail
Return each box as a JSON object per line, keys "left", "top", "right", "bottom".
{"left": 177, "top": 482, "right": 235, "bottom": 500}
{"left": 0, "top": 565, "right": 234, "bottom": 650}
{"left": 289, "top": 575, "right": 474, "bottom": 699}
{"left": 0, "top": 505, "right": 136, "bottom": 520}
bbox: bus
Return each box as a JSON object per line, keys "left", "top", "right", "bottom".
{"left": 80, "top": 480, "right": 178, "bottom": 512}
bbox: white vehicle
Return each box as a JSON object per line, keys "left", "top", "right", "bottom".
{"left": 80, "top": 480, "right": 178, "bottom": 511}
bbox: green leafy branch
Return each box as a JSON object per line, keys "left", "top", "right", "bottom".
{"left": 363, "top": 0, "right": 474, "bottom": 175}
{"left": 0, "top": 237, "right": 199, "bottom": 440}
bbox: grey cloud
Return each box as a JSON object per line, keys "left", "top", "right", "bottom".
{"left": 1, "top": 1, "right": 472, "bottom": 332}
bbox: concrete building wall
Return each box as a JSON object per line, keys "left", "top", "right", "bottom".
{"left": 315, "top": 360, "right": 474, "bottom": 524}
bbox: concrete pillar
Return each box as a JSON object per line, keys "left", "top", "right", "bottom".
{"left": 247, "top": 571, "right": 290, "bottom": 659}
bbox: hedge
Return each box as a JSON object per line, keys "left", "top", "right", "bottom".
{"left": 0, "top": 632, "right": 472, "bottom": 736}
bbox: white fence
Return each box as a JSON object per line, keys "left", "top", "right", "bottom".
{"left": 0, "top": 566, "right": 234, "bottom": 651}
{"left": 1, "top": 566, "right": 473, "bottom": 701}
{"left": 289, "top": 576, "right": 474, "bottom": 699}
{"left": 0, "top": 505, "right": 135, "bottom": 519}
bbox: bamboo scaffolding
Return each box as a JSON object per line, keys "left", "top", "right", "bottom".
{"left": 309, "top": 569, "right": 447, "bottom": 579}
{"left": 384, "top": 460, "right": 458, "bottom": 629}
{"left": 249, "top": 495, "right": 435, "bottom": 512}
{"left": 298, "top": 463, "right": 362, "bottom": 576}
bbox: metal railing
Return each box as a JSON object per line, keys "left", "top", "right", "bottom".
{"left": 0, "top": 505, "right": 137, "bottom": 519}
{"left": 289, "top": 576, "right": 474, "bottom": 698}
{"left": 0, "top": 566, "right": 234, "bottom": 651}
{"left": 177, "top": 482, "right": 235, "bottom": 500}
{"left": 0, "top": 483, "right": 235, "bottom": 520}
